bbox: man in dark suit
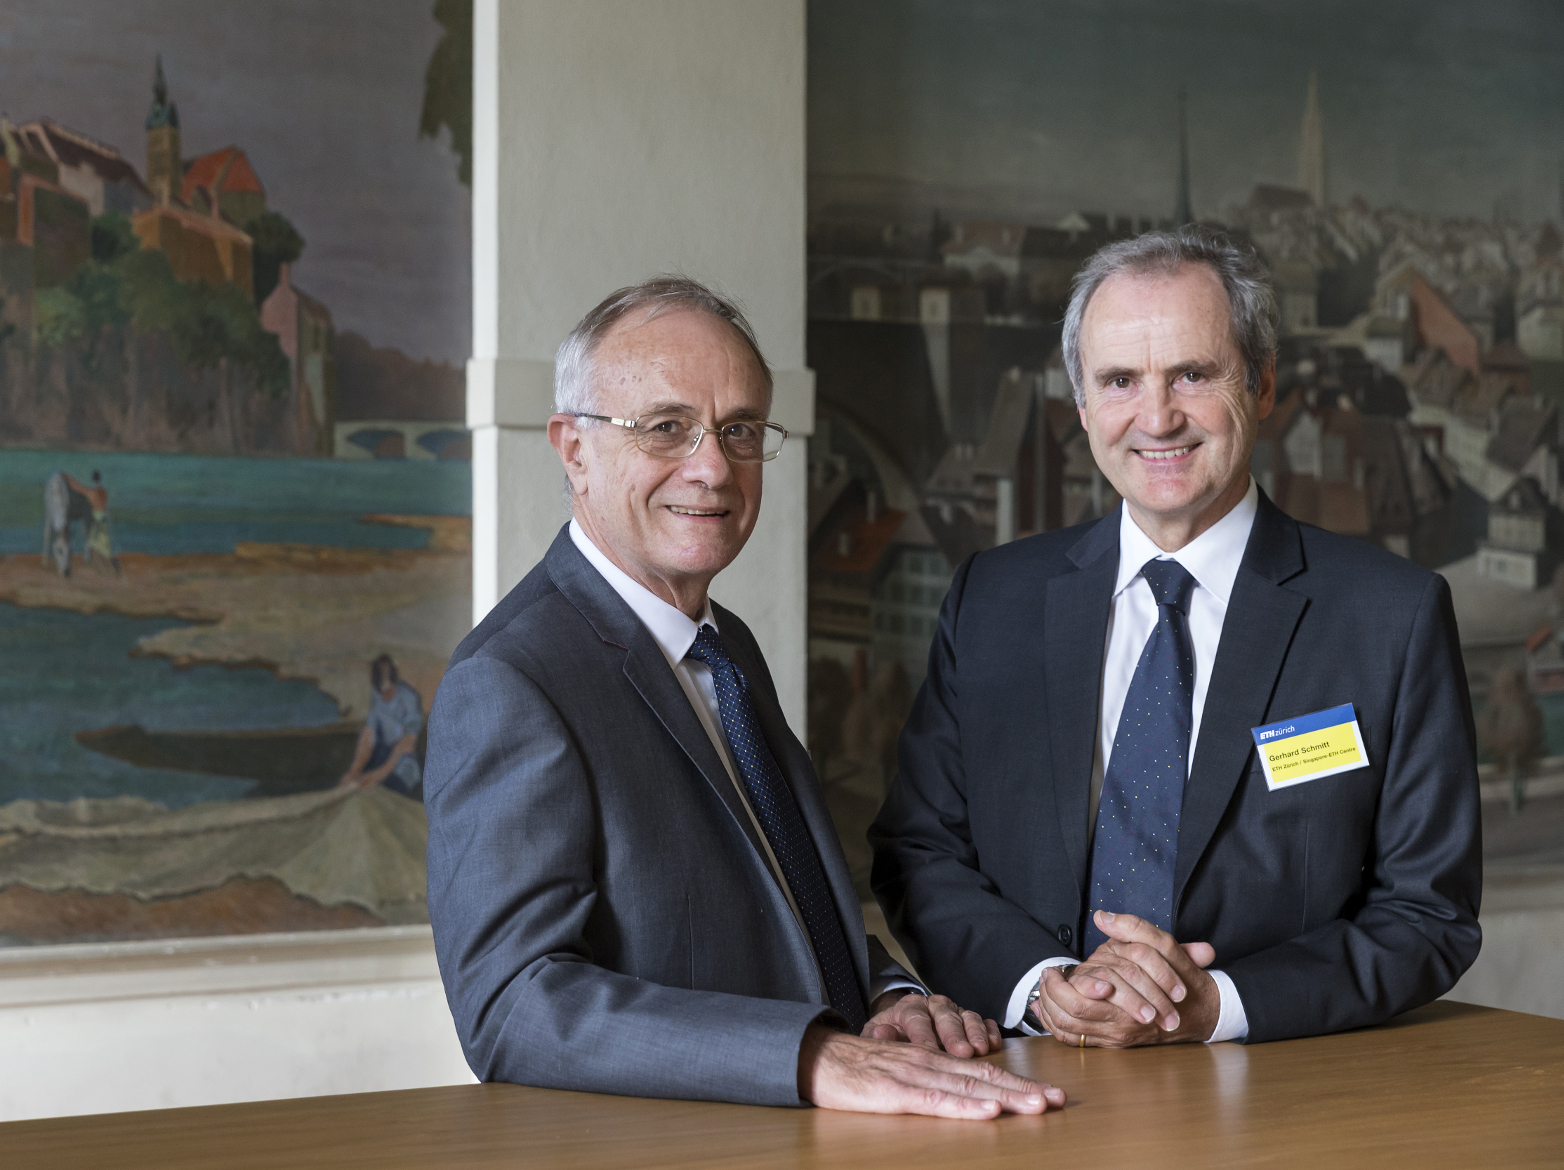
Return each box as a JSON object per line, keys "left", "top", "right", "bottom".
{"left": 870, "top": 228, "right": 1482, "bottom": 1048}
{"left": 425, "top": 276, "right": 1064, "bottom": 1116}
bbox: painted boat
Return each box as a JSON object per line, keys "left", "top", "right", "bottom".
{"left": 75, "top": 723, "right": 365, "bottom": 797}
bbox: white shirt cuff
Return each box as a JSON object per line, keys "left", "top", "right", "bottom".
{"left": 1003, "top": 957, "right": 1080, "bottom": 1034}
{"left": 867, "top": 977, "right": 927, "bottom": 1010}
{"left": 1205, "top": 969, "right": 1249, "bottom": 1042}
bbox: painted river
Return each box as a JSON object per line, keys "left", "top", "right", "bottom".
{"left": 0, "top": 449, "right": 469, "bottom": 808}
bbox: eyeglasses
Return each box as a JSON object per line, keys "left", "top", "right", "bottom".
{"left": 575, "top": 412, "right": 788, "bottom": 463}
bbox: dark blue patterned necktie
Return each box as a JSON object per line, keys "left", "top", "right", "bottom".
{"left": 1084, "top": 558, "right": 1197, "bottom": 956}
{"left": 685, "top": 625, "right": 868, "bottom": 1031}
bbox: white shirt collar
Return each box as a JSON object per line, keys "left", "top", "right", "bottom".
{"left": 1114, "top": 477, "right": 1259, "bottom": 606}
{"left": 568, "top": 518, "right": 716, "bottom": 670}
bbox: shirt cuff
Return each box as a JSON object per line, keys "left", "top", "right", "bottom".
{"left": 867, "top": 977, "right": 927, "bottom": 1010}
{"left": 1205, "top": 969, "right": 1249, "bottom": 1043}
{"left": 1003, "top": 957, "right": 1080, "bottom": 1034}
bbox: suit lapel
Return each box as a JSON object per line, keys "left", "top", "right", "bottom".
{"left": 544, "top": 529, "right": 771, "bottom": 862}
{"left": 1046, "top": 512, "right": 1121, "bottom": 898}
{"left": 1174, "top": 495, "right": 1307, "bottom": 905}
{"left": 618, "top": 639, "right": 774, "bottom": 863}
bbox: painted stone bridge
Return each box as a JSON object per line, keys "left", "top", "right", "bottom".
{"left": 333, "top": 420, "right": 471, "bottom": 461}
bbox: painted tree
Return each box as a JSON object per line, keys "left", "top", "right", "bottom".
{"left": 420, "top": 0, "right": 473, "bottom": 187}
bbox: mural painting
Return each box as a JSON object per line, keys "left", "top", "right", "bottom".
{"left": 804, "top": 0, "right": 1564, "bottom": 892}
{"left": 0, "top": 1, "right": 472, "bottom": 945}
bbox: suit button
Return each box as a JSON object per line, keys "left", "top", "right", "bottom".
{"left": 1058, "top": 925, "right": 1073, "bottom": 948}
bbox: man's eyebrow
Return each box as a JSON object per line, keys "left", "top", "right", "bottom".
{"left": 1093, "top": 365, "right": 1139, "bottom": 386}
{"left": 637, "top": 401, "right": 767, "bottom": 421}
{"left": 1164, "top": 358, "right": 1216, "bottom": 378}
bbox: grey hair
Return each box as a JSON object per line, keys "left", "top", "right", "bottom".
{"left": 1061, "top": 225, "right": 1278, "bottom": 407}
{"left": 553, "top": 274, "right": 773, "bottom": 416}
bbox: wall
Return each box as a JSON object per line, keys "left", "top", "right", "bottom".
{"left": 468, "top": 0, "right": 813, "bottom": 732}
{"left": 1444, "top": 871, "right": 1564, "bottom": 1021}
{"left": 0, "top": 928, "right": 473, "bottom": 1121}
{"left": 0, "top": 0, "right": 810, "bottom": 1122}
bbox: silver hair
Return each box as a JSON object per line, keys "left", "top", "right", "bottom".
{"left": 553, "top": 274, "right": 773, "bottom": 417}
{"left": 1061, "top": 225, "right": 1278, "bottom": 407}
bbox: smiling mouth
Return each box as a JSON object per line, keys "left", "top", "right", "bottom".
{"left": 667, "top": 505, "right": 728, "bottom": 517}
{"left": 1135, "top": 444, "right": 1197, "bottom": 461}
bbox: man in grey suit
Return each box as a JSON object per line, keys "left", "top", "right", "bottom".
{"left": 425, "top": 276, "right": 1064, "bottom": 1117}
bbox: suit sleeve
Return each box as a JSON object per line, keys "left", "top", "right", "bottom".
{"left": 424, "top": 654, "right": 832, "bottom": 1106}
{"left": 1225, "top": 573, "right": 1483, "bottom": 1041}
{"left": 868, "top": 558, "right": 1068, "bottom": 1021}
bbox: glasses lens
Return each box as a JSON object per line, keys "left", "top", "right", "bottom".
{"left": 717, "top": 421, "right": 786, "bottom": 462}
{"left": 719, "top": 421, "right": 766, "bottom": 462}
{"left": 762, "top": 423, "right": 786, "bottom": 459}
{"left": 636, "top": 414, "right": 698, "bottom": 457}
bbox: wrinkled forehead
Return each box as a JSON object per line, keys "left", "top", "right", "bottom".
{"left": 1082, "top": 264, "right": 1238, "bottom": 362}
{"left": 592, "top": 309, "right": 771, "bottom": 417}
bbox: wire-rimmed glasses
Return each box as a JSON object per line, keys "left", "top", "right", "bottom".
{"left": 575, "top": 412, "right": 788, "bottom": 463}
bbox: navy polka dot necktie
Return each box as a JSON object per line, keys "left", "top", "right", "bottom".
{"left": 1084, "top": 558, "right": 1197, "bottom": 956}
{"left": 685, "top": 625, "right": 867, "bottom": 1032}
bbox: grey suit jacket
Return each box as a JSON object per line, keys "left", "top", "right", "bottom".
{"left": 426, "top": 526, "right": 903, "bottom": 1106}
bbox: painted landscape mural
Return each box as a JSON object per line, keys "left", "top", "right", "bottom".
{"left": 804, "top": 0, "right": 1564, "bottom": 893}
{"left": 0, "top": 0, "right": 472, "bottom": 945}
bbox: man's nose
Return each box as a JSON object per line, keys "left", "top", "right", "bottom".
{"left": 681, "top": 426, "right": 733, "bottom": 484}
{"left": 1138, "top": 384, "right": 1185, "bottom": 435}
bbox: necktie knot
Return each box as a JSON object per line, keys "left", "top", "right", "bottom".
{"left": 1141, "top": 558, "right": 1196, "bottom": 615}
{"left": 685, "top": 624, "right": 727, "bottom": 668}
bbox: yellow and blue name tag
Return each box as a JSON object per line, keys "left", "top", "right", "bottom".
{"left": 1250, "top": 704, "right": 1368, "bottom": 791}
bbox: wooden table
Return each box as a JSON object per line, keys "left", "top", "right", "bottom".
{"left": 6, "top": 1001, "right": 1562, "bottom": 1169}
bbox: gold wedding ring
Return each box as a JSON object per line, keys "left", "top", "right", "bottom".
{"left": 1079, "top": 1031, "right": 1087, "bottom": 1049}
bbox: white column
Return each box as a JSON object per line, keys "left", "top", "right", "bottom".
{"left": 470, "top": 0, "right": 811, "bottom": 732}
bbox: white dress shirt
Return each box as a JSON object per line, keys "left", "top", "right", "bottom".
{"left": 1004, "top": 480, "right": 1259, "bottom": 1043}
{"left": 569, "top": 521, "right": 915, "bottom": 1011}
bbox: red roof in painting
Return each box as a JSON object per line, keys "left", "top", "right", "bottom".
{"left": 181, "top": 146, "right": 264, "bottom": 202}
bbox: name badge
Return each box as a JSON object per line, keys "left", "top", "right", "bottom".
{"left": 1250, "top": 704, "right": 1367, "bottom": 791}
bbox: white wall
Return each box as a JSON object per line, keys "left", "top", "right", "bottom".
{"left": 469, "top": 0, "right": 813, "bottom": 732}
{"left": 1444, "top": 872, "right": 1564, "bottom": 1021}
{"left": 0, "top": 0, "right": 811, "bottom": 1123}
{"left": 0, "top": 928, "right": 473, "bottom": 1122}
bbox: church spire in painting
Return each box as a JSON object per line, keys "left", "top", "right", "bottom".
{"left": 1298, "top": 70, "right": 1326, "bottom": 207}
{"left": 1174, "top": 88, "right": 1193, "bottom": 227}
{"left": 146, "top": 54, "right": 182, "bottom": 205}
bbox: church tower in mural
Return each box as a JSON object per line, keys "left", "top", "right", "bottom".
{"left": 1174, "top": 87, "right": 1193, "bottom": 226}
{"left": 145, "top": 54, "right": 181, "bottom": 205}
{"left": 1297, "top": 70, "right": 1326, "bottom": 207}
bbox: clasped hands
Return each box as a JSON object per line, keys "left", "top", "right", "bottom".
{"left": 1031, "top": 910, "right": 1220, "bottom": 1048}
{"left": 798, "top": 989, "right": 1065, "bottom": 1119}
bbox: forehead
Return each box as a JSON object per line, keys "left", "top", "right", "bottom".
{"left": 1080, "top": 264, "right": 1236, "bottom": 363}
{"left": 591, "top": 308, "right": 768, "bottom": 413}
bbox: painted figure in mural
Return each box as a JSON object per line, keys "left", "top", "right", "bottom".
{"left": 339, "top": 655, "right": 425, "bottom": 798}
{"left": 41, "top": 471, "right": 121, "bottom": 577}
{"left": 871, "top": 227, "right": 1483, "bottom": 1049}
{"left": 41, "top": 471, "right": 88, "bottom": 576}
{"left": 424, "top": 277, "right": 1064, "bottom": 1117}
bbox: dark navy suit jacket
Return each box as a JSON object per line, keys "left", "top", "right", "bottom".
{"left": 870, "top": 492, "right": 1482, "bottom": 1042}
{"left": 425, "top": 527, "right": 903, "bottom": 1105}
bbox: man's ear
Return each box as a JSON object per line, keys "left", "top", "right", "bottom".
{"left": 548, "top": 413, "right": 590, "bottom": 496}
{"left": 1255, "top": 356, "right": 1277, "bottom": 421}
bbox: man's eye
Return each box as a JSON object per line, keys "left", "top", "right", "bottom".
{"left": 647, "top": 418, "right": 685, "bottom": 435}
{"left": 1112, "top": 377, "right": 1132, "bottom": 389}
{"left": 1183, "top": 371, "right": 1204, "bottom": 383}
{"left": 723, "top": 422, "right": 758, "bottom": 440}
